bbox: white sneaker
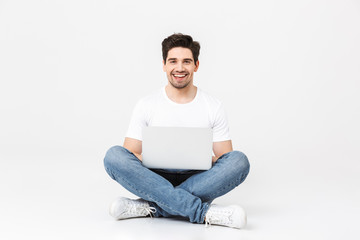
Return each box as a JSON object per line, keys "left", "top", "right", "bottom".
{"left": 109, "top": 197, "right": 156, "bottom": 220}
{"left": 204, "top": 204, "right": 247, "bottom": 229}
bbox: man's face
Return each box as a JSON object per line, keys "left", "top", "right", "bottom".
{"left": 163, "top": 47, "right": 199, "bottom": 89}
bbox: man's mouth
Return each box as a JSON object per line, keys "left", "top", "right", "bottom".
{"left": 172, "top": 74, "right": 188, "bottom": 80}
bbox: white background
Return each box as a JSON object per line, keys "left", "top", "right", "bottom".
{"left": 0, "top": 0, "right": 359, "bottom": 239}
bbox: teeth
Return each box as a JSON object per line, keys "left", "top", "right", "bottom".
{"left": 174, "top": 75, "right": 186, "bottom": 77}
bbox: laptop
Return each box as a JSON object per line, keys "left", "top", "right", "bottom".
{"left": 142, "top": 127, "right": 213, "bottom": 170}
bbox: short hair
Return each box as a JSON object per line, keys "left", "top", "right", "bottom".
{"left": 162, "top": 33, "right": 200, "bottom": 64}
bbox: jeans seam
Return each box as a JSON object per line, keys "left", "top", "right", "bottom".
{"left": 204, "top": 175, "right": 244, "bottom": 200}
{"left": 201, "top": 202, "right": 210, "bottom": 223}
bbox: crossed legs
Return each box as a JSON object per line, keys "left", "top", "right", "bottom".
{"left": 104, "top": 145, "right": 250, "bottom": 223}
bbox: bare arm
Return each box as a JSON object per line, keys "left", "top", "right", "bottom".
{"left": 123, "top": 137, "right": 143, "bottom": 161}
{"left": 212, "top": 140, "right": 233, "bottom": 162}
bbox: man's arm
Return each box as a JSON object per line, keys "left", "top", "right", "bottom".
{"left": 123, "top": 137, "right": 143, "bottom": 161}
{"left": 212, "top": 140, "right": 233, "bottom": 162}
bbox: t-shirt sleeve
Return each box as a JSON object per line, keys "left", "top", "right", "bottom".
{"left": 212, "top": 103, "right": 231, "bottom": 142}
{"left": 125, "top": 99, "right": 148, "bottom": 141}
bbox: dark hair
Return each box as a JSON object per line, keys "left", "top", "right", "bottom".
{"left": 162, "top": 33, "right": 200, "bottom": 64}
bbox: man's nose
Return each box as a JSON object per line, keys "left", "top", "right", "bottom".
{"left": 175, "top": 62, "right": 185, "bottom": 71}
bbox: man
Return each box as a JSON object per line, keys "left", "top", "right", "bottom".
{"left": 104, "top": 33, "right": 250, "bottom": 229}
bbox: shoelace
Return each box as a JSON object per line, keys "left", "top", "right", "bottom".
{"left": 205, "top": 215, "right": 219, "bottom": 227}
{"left": 143, "top": 206, "right": 157, "bottom": 218}
{"left": 127, "top": 204, "right": 157, "bottom": 218}
{"left": 205, "top": 218, "right": 211, "bottom": 227}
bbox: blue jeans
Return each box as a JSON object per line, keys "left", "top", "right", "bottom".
{"left": 104, "top": 146, "right": 250, "bottom": 223}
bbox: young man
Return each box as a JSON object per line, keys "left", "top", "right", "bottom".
{"left": 104, "top": 33, "right": 250, "bottom": 229}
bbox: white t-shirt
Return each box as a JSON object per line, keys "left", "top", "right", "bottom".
{"left": 126, "top": 86, "right": 231, "bottom": 142}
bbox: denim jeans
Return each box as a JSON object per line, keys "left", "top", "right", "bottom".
{"left": 104, "top": 146, "right": 250, "bottom": 223}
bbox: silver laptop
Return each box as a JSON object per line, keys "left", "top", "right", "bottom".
{"left": 142, "top": 127, "right": 213, "bottom": 170}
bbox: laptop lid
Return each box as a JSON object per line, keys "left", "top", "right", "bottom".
{"left": 142, "top": 127, "right": 213, "bottom": 170}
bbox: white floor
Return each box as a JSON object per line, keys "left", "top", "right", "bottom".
{"left": 1, "top": 150, "right": 359, "bottom": 240}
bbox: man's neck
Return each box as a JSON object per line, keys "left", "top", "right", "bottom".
{"left": 165, "top": 84, "right": 197, "bottom": 104}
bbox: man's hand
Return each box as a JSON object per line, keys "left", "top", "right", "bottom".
{"left": 213, "top": 140, "right": 233, "bottom": 162}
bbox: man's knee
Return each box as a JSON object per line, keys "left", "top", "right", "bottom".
{"left": 229, "top": 151, "right": 250, "bottom": 179}
{"left": 104, "top": 145, "right": 123, "bottom": 164}
{"left": 104, "top": 145, "right": 128, "bottom": 178}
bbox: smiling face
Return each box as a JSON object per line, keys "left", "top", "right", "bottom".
{"left": 163, "top": 47, "right": 199, "bottom": 89}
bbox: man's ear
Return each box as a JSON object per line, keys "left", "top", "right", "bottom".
{"left": 194, "top": 60, "right": 200, "bottom": 72}
{"left": 163, "top": 60, "right": 166, "bottom": 72}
